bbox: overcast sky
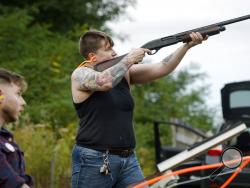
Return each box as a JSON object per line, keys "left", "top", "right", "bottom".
{"left": 107, "top": 0, "right": 250, "bottom": 123}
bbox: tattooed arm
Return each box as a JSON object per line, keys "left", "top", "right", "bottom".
{"left": 72, "top": 48, "right": 149, "bottom": 91}
{"left": 129, "top": 32, "right": 206, "bottom": 84}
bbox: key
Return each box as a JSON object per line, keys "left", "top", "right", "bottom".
{"left": 100, "top": 150, "right": 111, "bottom": 175}
{"left": 100, "top": 164, "right": 109, "bottom": 175}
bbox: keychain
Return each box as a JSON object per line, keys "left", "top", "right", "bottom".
{"left": 100, "top": 150, "right": 111, "bottom": 175}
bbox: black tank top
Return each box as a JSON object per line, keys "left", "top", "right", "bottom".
{"left": 74, "top": 78, "right": 135, "bottom": 149}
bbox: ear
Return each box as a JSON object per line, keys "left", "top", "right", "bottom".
{"left": 87, "top": 53, "right": 97, "bottom": 62}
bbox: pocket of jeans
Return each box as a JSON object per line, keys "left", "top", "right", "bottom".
{"left": 72, "top": 164, "right": 81, "bottom": 175}
{"left": 81, "top": 151, "right": 103, "bottom": 167}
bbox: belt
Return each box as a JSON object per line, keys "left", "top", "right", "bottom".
{"left": 99, "top": 149, "right": 134, "bottom": 158}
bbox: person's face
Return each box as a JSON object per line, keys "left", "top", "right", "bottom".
{"left": 94, "top": 39, "right": 117, "bottom": 63}
{"left": 0, "top": 83, "right": 26, "bottom": 123}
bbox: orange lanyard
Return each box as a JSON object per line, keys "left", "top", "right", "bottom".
{"left": 133, "top": 156, "right": 250, "bottom": 188}
{"left": 77, "top": 56, "right": 96, "bottom": 68}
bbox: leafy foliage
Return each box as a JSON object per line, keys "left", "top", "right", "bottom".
{"left": 0, "top": 8, "right": 79, "bottom": 127}
{"left": 133, "top": 63, "right": 214, "bottom": 130}
{"left": 0, "top": 0, "right": 136, "bottom": 33}
{"left": 13, "top": 122, "right": 75, "bottom": 188}
{"left": 0, "top": 0, "right": 216, "bottom": 185}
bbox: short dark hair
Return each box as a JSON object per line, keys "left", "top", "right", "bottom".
{"left": 0, "top": 68, "right": 27, "bottom": 92}
{"left": 79, "top": 30, "right": 114, "bottom": 58}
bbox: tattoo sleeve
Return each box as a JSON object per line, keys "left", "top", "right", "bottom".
{"left": 74, "top": 56, "right": 133, "bottom": 91}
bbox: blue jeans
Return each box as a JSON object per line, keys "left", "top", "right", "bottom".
{"left": 71, "top": 145, "right": 146, "bottom": 188}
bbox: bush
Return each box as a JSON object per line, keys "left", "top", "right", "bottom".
{"left": 13, "top": 122, "right": 76, "bottom": 188}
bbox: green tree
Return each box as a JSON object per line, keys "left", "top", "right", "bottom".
{"left": 0, "top": 0, "right": 217, "bottom": 183}
{"left": 0, "top": 0, "right": 136, "bottom": 33}
{"left": 0, "top": 1, "right": 136, "bottom": 127}
{"left": 0, "top": 8, "right": 79, "bottom": 127}
{"left": 133, "top": 63, "right": 214, "bottom": 129}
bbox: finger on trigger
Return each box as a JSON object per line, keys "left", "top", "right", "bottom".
{"left": 143, "top": 48, "right": 151, "bottom": 54}
{"left": 146, "top": 49, "right": 152, "bottom": 54}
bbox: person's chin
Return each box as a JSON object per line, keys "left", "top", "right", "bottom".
{"left": 6, "top": 117, "right": 18, "bottom": 124}
{"left": 10, "top": 113, "right": 19, "bottom": 122}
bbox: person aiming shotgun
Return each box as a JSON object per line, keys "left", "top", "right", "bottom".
{"left": 70, "top": 29, "right": 207, "bottom": 188}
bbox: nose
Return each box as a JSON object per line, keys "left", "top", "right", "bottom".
{"left": 21, "top": 97, "right": 26, "bottom": 107}
{"left": 112, "top": 50, "right": 117, "bottom": 57}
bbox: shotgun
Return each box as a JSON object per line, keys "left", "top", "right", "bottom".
{"left": 94, "top": 14, "right": 250, "bottom": 72}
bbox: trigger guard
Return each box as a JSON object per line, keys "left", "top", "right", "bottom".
{"left": 148, "top": 49, "right": 159, "bottom": 55}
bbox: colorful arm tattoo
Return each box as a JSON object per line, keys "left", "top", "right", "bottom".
{"left": 74, "top": 56, "right": 133, "bottom": 91}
